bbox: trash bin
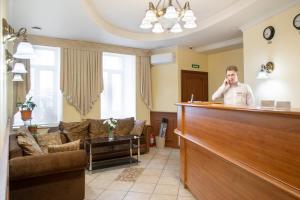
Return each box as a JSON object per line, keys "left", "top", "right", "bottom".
{"left": 155, "top": 136, "right": 165, "bottom": 149}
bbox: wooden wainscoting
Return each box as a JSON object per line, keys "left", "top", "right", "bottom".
{"left": 150, "top": 111, "right": 178, "bottom": 148}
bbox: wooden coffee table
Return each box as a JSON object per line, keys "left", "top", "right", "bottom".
{"left": 84, "top": 135, "right": 140, "bottom": 171}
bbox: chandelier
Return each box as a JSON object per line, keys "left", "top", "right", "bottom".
{"left": 140, "top": 0, "right": 197, "bottom": 33}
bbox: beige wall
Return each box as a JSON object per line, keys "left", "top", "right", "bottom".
{"left": 150, "top": 47, "right": 209, "bottom": 112}
{"left": 151, "top": 47, "right": 179, "bottom": 112}
{"left": 151, "top": 63, "right": 179, "bottom": 112}
{"left": 243, "top": 4, "right": 300, "bottom": 107}
{"left": 177, "top": 47, "right": 208, "bottom": 72}
{"left": 208, "top": 48, "right": 244, "bottom": 101}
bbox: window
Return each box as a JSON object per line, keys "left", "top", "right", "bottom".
{"left": 14, "top": 45, "right": 62, "bottom": 126}
{"left": 101, "top": 52, "right": 136, "bottom": 119}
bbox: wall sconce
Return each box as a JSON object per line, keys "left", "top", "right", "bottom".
{"left": 2, "top": 18, "right": 35, "bottom": 59}
{"left": 5, "top": 49, "right": 14, "bottom": 68}
{"left": 5, "top": 49, "right": 28, "bottom": 82}
{"left": 257, "top": 61, "right": 274, "bottom": 79}
{"left": 3, "top": 18, "right": 33, "bottom": 82}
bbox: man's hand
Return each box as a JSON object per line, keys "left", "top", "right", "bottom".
{"left": 223, "top": 78, "right": 229, "bottom": 86}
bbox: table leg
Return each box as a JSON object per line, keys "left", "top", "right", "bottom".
{"left": 130, "top": 139, "right": 133, "bottom": 164}
{"left": 89, "top": 143, "right": 93, "bottom": 171}
{"left": 137, "top": 137, "right": 140, "bottom": 163}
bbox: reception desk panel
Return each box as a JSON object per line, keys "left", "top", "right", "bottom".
{"left": 176, "top": 103, "right": 300, "bottom": 199}
{"left": 184, "top": 140, "right": 297, "bottom": 200}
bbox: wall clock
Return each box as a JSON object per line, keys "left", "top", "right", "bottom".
{"left": 263, "top": 26, "right": 275, "bottom": 40}
{"left": 293, "top": 13, "right": 300, "bottom": 30}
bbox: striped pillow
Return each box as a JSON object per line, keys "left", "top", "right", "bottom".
{"left": 48, "top": 140, "right": 80, "bottom": 153}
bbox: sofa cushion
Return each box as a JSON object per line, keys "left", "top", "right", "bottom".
{"left": 88, "top": 119, "right": 108, "bottom": 138}
{"left": 16, "top": 127, "right": 44, "bottom": 156}
{"left": 115, "top": 117, "right": 134, "bottom": 136}
{"left": 59, "top": 121, "right": 90, "bottom": 132}
{"left": 48, "top": 140, "right": 80, "bottom": 153}
{"left": 36, "top": 131, "right": 62, "bottom": 153}
{"left": 48, "top": 127, "right": 69, "bottom": 143}
{"left": 9, "top": 134, "right": 23, "bottom": 159}
{"left": 130, "top": 120, "right": 146, "bottom": 136}
{"left": 59, "top": 121, "right": 89, "bottom": 142}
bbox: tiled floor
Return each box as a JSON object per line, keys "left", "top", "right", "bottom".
{"left": 85, "top": 147, "right": 196, "bottom": 200}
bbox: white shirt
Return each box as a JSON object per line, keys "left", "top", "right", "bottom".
{"left": 212, "top": 82, "right": 255, "bottom": 106}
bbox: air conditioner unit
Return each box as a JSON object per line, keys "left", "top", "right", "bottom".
{"left": 150, "top": 53, "right": 175, "bottom": 65}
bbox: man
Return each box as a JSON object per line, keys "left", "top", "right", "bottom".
{"left": 212, "top": 65, "right": 255, "bottom": 106}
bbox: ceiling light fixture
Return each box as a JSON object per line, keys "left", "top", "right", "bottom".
{"left": 140, "top": 0, "right": 197, "bottom": 33}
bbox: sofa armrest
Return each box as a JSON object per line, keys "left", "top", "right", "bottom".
{"left": 10, "top": 150, "right": 87, "bottom": 181}
{"left": 142, "top": 125, "right": 151, "bottom": 153}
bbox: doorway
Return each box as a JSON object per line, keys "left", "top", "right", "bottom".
{"left": 181, "top": 70, "right": 208, "bottom": 102}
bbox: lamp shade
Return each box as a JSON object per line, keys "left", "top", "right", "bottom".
{"left": 12, "top": 74, "right": 24, "bottom": 82}
{"left": 152, "top": 23, "right": 164, "bottom": 33}
{"left": 164, "top": 6, "right": 178, "bottom": 19}
{"left": 256, "top": 70, "right": 269, "bottom": 79}
{"left": 12, "top": 63, "right": 27, "bottom": 74}
{"left": 140, "top": 19, "right": 153, "bottom": 29}
{"left": 145, "top": 10, "right": 157, "bottom": 22}
{"left": 184, "top": 21, "right": 197, "bottom": 29}
{"left": 13, "top": 41, "right": 35, "bottom": 59}
{"left": 170, "top": 23, "right": 183, "bottom": 33}
{"left": 182, "top": 15, "right": 196, "bottom": 22}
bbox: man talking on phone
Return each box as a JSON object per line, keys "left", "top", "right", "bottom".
{"left": 212, "top": 65, "right": 255, "bottom": 106}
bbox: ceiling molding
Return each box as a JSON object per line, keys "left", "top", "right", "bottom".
{"left": 10, "top": 0, "right": 296, "bottom": 49}
{"left": 239, "top": 0, "right": 300, "bottom": 32}
{"left": 82, "top": 0, "right": 257, "bottom": 42}
{"left": 195, "top": 37, "right": 243, "bottom": 53}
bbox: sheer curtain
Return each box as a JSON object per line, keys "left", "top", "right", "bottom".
{"left": 14, "top": 45, "right": 62, "bottom": 126}
{"left": 101, "top": 52, "right": 136, "bottom": 119}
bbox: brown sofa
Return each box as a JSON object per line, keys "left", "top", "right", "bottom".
{"left": 59, "top": 118, "right": 151, "bottom": 162}
{"left": 9, "top": 133, "right": 87, "bottom": 200}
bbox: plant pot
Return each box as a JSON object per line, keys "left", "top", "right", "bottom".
{"left": 21, "top": 110, "right": 32, "bottom": 121}
{"left": 28, "top": 126, "right": 37, "bottom": 134}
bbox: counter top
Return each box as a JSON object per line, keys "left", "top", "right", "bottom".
{"left": 176, "top": 102, "right": 300, "bottom": 117}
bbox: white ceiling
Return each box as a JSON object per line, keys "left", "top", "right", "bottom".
{"left": 8, "top": 0, "right": 300, "bottom": 50}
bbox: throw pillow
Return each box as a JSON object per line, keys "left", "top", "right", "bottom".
{"left": 16, "top": 127, "right": 44, "bottom": 156}
{"left": 48, "top": 127, "right": 69, "bottom": 143}
{"left": 48, "top": 140, "right": 80, "bottom": 153}
{"left": 36, "top": 131, "right": 62, "bottom": 153}
{"left": 115, "top": 117, "right": 134, "bottom": 136}
{"left": 130, "top": 120, "right": 146, "bottom": 136}
{"left": 59, "top": 121, "right": 89, "bottom": 142}
{"left": 87, "top": 119, "right": 108, "bottom": 138}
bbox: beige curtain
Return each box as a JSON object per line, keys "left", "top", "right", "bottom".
{"left": 61, "top": 48, "right": 103, "bottom": 115}
{"left": 12, "top": 59, "right": 31, "bottom": 115}
{"left": 139, "top": 56, "right": 152, "bottom": 109}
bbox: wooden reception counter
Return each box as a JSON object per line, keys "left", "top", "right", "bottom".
{"left": 175, "top": 102, "right": 300, "bottom": 200}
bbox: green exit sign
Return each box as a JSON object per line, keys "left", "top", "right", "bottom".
{"left": 192, "top": 64, "right": 200, "bottom": 69}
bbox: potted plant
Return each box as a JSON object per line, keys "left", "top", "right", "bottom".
{"left": 17, "top": 96, "right": 37, "bottom": 121}
{"left": 103, "top": 118, "right": 117, "bottom": 141}
{"left": 28, "top": 124, "right": 38, "bottom": 134}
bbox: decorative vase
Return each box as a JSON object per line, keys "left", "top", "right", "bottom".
{"left": 108, "top": 130, "right": 114, "bottom": 141}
